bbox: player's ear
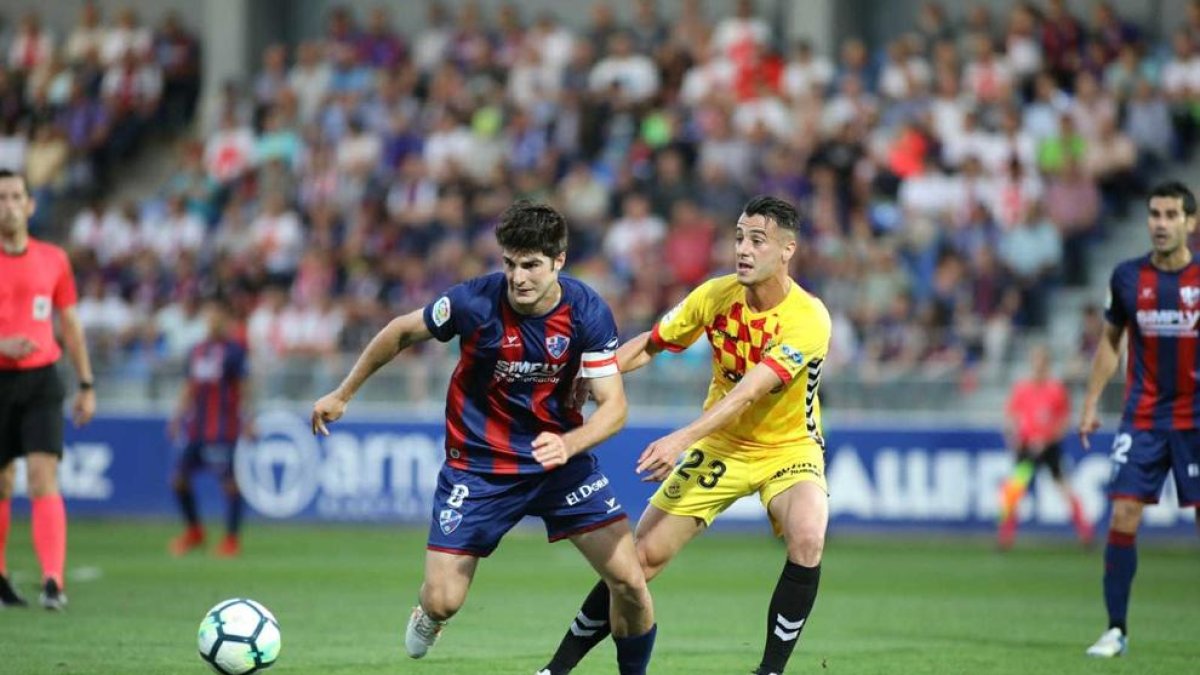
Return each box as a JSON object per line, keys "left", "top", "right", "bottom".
{"left": 553, "top": 252, "right": 566, "bottom": 272}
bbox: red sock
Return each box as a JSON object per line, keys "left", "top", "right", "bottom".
{"left": 31, "top": 494, "right": 66, "bottom": 588}
{"left": 1069, "top": 495, "right": 1092, "bottom": 540}
{"left": 0, "top": 499, "right": 10, "bottom": 576}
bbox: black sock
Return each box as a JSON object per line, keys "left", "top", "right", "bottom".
{"left": 758, "top": 561, "right": 820, "bottom": 674}
{"left": 225, "top": 490, "right": 243, "bottom": 536}
{"left": 543, "top": 580, "right": 612, "bottom": 674}
{"left": 175, "top": 485, "right": 199, "bottom": 527}
{"left": 613, "top": 624, "right": 656, "bottom": 675}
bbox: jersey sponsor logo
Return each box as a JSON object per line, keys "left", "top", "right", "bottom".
{"left": 431, "top": 296, "right": 451, "bottom": 327}
{"left": 493, "top": 360, "right": 565, "bottom": 383}
{"left": 604, "top": 336, "right": 619, "bottom": 350}
{"left": 663, "top": 481, "right": 683, "bottom": 499}
{"left": 439, "top": 508, "right": 463, "bottom": 534}
{"left": 1135, "top": 309, "right": 1200, "bottom": 336}
{"left": 502, "top": 333, "right": 522, "bottom": 349}
{"left": 546, "top": 334, "right": 570, "bottom": 359}
{"left": 32, "top": 295, "right": 51, "bottom": 321}
{"left": 1183, "top": 286, "right": 1200, "bottom": 308}
{"left": 565, "top": 474, "right": 610, "bottom": 506}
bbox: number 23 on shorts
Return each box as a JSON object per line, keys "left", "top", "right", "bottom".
{"left": 674, "top": 448, "right": 727, "bottom": 489}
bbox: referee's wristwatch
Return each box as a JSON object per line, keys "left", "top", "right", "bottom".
{"left": 78, "top": 381, "right": 94, "bottom": 391}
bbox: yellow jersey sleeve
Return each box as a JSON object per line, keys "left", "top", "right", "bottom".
{"left": 760, "top": 295, "right": 831, "bottom": 385}
{"left": 650, "top": 279, "right": 715, "bottom": 353}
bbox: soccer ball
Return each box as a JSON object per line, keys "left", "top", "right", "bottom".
{"left": 197, "top": 598, "right": 282, "bottom": 674}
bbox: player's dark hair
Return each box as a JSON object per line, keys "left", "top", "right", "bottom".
{"left": 1149, "top": 181, "right": 1197, "bottom": 216}
{"left": 495, "top": 200, "right": 568, "bottom": 259}
{"left": 743, "top": 195, "right": 799, "bottom": 235}
{"left": 0, "top": 168, "right": 28, "bottom": 191}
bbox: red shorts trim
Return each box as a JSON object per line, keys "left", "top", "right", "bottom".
{"left": 547, "top": 513, "right": 628, "bottom": 543}
{"left": 1110, "top": 493, "right": 1160, "bottom": 505}
{"left": 426, "top": 544, "right": 490, "bottom": 558}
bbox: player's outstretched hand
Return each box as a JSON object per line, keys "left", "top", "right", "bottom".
{"left": 0, "top": 336, "right": 37, "bottom": 359}
{"left": 312, "top": 393, "right": 347, "bottom": 436}
{"left": 532, "top": 432, "right": 572, "bottom": 469}
{"left": 1079, "top": 405, "right": 1101, "bottom": 450}
{"left": 637, "top": 432, "right": 687, "bottom": 482}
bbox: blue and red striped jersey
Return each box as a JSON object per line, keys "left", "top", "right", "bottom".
{"left": 422, "top": 273, "right": 620, "bottom": 475}
{"left": 1105, "top": 254, "right": 1200, "bottom": 430}
{"left": 184, "top": 339, "right": 248, "bottom": 444}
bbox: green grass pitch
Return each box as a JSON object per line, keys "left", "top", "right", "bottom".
{"left": 1, "top": 520, "right": 1197, "bottom": 673}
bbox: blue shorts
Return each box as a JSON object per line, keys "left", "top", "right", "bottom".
{"left": 175, "top": 440, "right": 236, "bottom": 481}
{"left": 427, "top": 454, "right": 628, "bottom": 557}
{"left": 1108, "top": 429, "right": 1200, "bottom": 506}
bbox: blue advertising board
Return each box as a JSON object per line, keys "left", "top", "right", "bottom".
{"left": 8, "top": 411, "right": 1196, "bottom": 535}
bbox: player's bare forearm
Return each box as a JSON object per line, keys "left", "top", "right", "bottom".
{"left": 617, "top": 331, "right": 661, "bottom": 374}
{"left": 333, "top": 309, "right": 430, "bottom": 401}
{"left": 58, "top": 306, "right": 94, "bottom": 384}
{"left": 561, "top": 375, "right": 628, "bottom": 456}
{"left": 1082, "top": 324, "right": 1123, "bottom": 412}
{"left": 674, "top": 363, "right": 781, "bottom": 448}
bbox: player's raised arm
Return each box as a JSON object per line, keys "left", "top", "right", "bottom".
{"left": 1079, "top": 322, "right": 1125, "bottom": 449}
{"left": 312, "top": 307, "right": 432, "bottom": 435}
{"left": 637, "top": 361, "right": 784, "bottom": 481}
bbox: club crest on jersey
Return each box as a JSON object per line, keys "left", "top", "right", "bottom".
{"left": 546, "top": 334, "right": 570, "bottom": 359}
{"left": 1181, "top": 286, "right": 1200, "bottom": 308}
{"left": 439, "top": 508, "right": 463, "bottom": 535}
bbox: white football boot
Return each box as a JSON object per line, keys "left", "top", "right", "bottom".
{"left": 1085, "top": 627, "right": 1127, "bottom": 657}
{"left": 405, "top": 604, "right": 446, "bottom": 658}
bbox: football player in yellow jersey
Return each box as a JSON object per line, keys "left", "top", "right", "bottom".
{"left": 538, "top": 196, "right": 831, "bottom": 675}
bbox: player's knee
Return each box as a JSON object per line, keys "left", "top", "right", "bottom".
{"left": 606, "top": 575, "right": 650, "bottom": 613}
{"left": 1109, "top": 500, "right": 1143, "bottom": 533}
{"left": 786, "top": 529, "right": 825, "bottom": 567}
{"left": 171, "top": 475, "right": 190, "bottom": 492}
{"left": 635, "top": 542, "right": 669, "bottom": 581}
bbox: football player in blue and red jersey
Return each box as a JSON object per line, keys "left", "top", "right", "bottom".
{"left": 168, "top": 298, "right": 252, "bottom": 558}
{"left": 1080, "top": 181, "right": 1200, "bottom": 657}
{"left": 311, "top": 202, "right": 656, "bottom": 674}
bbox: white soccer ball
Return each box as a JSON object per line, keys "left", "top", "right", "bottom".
{"left": 197, "top": 598, "right": 282, "bottom": 674}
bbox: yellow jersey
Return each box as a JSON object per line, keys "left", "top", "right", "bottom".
{"left": 649, "top": 274, "right": 831, "bottom": 458}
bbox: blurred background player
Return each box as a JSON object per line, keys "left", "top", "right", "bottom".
{"left": 540, "top": 196, "right": 830, "bottom": 675}
{"left": 167, "top": 298, "right": 252, "bottom": 558}
{"left": 997, "top": 343, "right": 1093, "bottom": 549}
{"left": 1080, "top": 181, "right": 1200, "bottom": 658}
{"left": 311, "top": 201, "right": 656, "bottom": 674}
{"left": 0, "top": 169, "right": 95, "bottom": 610}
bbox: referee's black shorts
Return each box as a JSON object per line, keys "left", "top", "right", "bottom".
{"left": 0, "top": 364, "right": 65, "bottom": 465}
{"left": 1015, "top": 441, "right": 1065, "bottom": 481}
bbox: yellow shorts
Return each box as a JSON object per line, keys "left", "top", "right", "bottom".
{"left": 649, "top": 442, "right": 826, "bottom": 534}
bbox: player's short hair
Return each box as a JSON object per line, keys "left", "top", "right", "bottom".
{"left": 1149, "top": 181, "right": 1197, "bottom": 216}
{"left": 495, "top": 200, "right": 568, "bottom": 259}
{"left": 742, "top": 195, "right": 799, "bottom": 236}
{"left": 0, "top": 168, "right": 28, "bottom": 191}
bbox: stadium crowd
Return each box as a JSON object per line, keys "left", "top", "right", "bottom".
{"left": 6, "top": 1, "right": 1198, "bottom": 396}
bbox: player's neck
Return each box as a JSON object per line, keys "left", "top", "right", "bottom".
{"left": 0, "top": 227, "right": 27, "bottom": 255}
{"left": 1150, "top": 247, "right": 1192, "bottom": 272}
{"left": 511, "top": 281, "right": 562, "bottom": 317}
{"left": 745, "top": 274, "right": 791, "bottom": 312}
